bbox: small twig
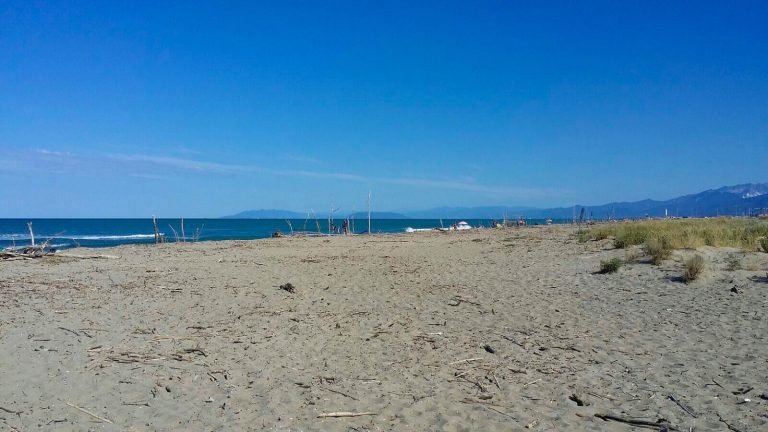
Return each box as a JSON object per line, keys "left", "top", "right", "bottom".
{"left": 0, "top": 406, "right": 23, "bottom": 415}
{"left": 586, "top": 391, "right": 615, "bottom": 401}
{"left": 320, "top": 387, "right": 359, "bottom": 401}
{"left": 716, "top": 413, "right": 744, "bottom": 432}
{"left": 523, "top": 378, "right": 541, "bottom": 387}
{"left": 66, "top": 402, "right": 113, "bottom": 424}
{"left": 317, "top": 412, "right": 377, "bottom": 418}
{"left": 667, "top": 394, "right": 697, "bottom": 418}
{"left": 59, "top": 326, "right": 80, "bottom": 337}
{"left": 183, "top": 348, "right": 207, "bottom": 357}
{"left": 594, "top": 413, "right": 677, "bottom": 431}
{"left": 500, "top": 334, "right": 526, "bottom": 349}
{"left": 449, "top": 357, "right": 483, "bottom": 365}
{"left": 122, "top": 401, "right": 150, "bottom": 407}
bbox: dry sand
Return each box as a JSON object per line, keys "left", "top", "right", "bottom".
{"left": 1, "top": 226, "right": 767, "bottom": 431}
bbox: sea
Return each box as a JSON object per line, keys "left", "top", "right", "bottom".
{"left": 0, "top": 218, "right": 568, "bottom": 250}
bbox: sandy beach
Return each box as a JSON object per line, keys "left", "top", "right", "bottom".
{"left": 1, "top": 225, "right": 767, "bottom": 431}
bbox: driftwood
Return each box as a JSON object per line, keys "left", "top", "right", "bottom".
{"left": 66, "top": 402, "right": 113, "bottom": 424}
{"left": 594, "top": 413, "right": 678, "bottom": 431}
{"left": 716, "top": 413, "right": 744, "bottom": 432}
{"left": 56, "top": 253, "right": 120, "bottom": 259}
{"left": 0, "top": 250, "right": 119, "bottom": 260}
{"left": 317, "top": 412, "right": 376, "bottom": 418}
{"left": 0, "top": 406, "right": 23, "bottom": 415}
{"left": 667, "top": 394, "right": 696, "bottom": 418}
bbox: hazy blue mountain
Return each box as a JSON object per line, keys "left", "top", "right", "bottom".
{"left": 224, "top": 183, "right": 768, "bottom": 220}
{"left": 223, "top": 209, "right": 306, "bottom": 219}
{"left": 346, "top": 211, "right": 409, "bottom": 219}
{"left": 223, "top": 209, "right": 408, "bottom": 219}
{"left": 408, "top": 183, "right": 768, "bottom": 219}
{"left": 407, "top": 206, "right": 535, "bottom": 219}
{"left": 523, "top": 183, "right": 768, "bottom": 219}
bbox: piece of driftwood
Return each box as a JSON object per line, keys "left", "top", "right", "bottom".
{"left": 0, "top": 250, "right": 119, "bottom": 260}
{"left": 449, "top": 357, "right": 483, "bottom": 365}
{"left": 594, "top": 414, "right": 677, "bottom": 431}
{"left": 320, "top": 386, "right": 359, "bottom": 400}
{"left": 56, "top": 253, "right": 120, "bottom": 259}
{"left": 66, "top": 402, "right": 113, "bottom": 424}
{"left": 0, "top": 406, "right": 23, "bottom": 415}
{"left": 667, "top": 394, "right": 696, "bottom": 418}
{"left": 317, "top": 412, "right": 376, "bottom": 418}
{"left": 716, "top": 413, "right": 744, "bottom": 432}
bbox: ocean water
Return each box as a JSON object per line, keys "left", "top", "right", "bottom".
{"left": 0, "top": 218, "right": 568, "bottom": 250}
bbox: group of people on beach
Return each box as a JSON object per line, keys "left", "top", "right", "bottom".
{"left": 330, "top": 219, "right": 351, "bottom": 235}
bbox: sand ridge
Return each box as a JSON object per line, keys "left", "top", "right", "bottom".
{"left": 1, "top": 226, "right": 767, "bottom": 430}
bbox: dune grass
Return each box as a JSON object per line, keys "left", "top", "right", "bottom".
{"left": 683, "top": 255, "right": 705, "bottom": 282}
{"left": 599, "top": 257, "right": 622, "bottom": 274}
{"left": 578, "top": 218, "right": 768, "bottom": 251}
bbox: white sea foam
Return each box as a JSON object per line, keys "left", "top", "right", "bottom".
{"left": 0, "top": 233, "right": 157, "bottom": 241}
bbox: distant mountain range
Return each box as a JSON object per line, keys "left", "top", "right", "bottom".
{"left": 223, "top": 209, "right": 409, "bottom": 219}
{"left": 224, "top": 183, "right": 768, "bottom": 219}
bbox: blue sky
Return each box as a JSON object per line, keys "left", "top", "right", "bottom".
{"left": 1, "top": 1, "right": 767, "bottom": 217}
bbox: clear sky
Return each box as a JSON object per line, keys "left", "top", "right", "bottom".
{"left": 1, "top": 1, "right": 767, "bottom": 217}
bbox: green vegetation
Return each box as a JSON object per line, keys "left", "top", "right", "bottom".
{"left": 645, "top": 237, "right": 672, "bottom": 265}
{"left": 683, "top": 255, "right": 705, "bottom": 282}
{"left": 624, "top": 248, "right": 641, "bottom": 263}
{"left": 725, "top": 255, "right": 743, "bottom": 271}
{"left": 599, "top": 257, "right": 623, "bottom": 274}
{"left": 578, "top": 218, "right": 768, "bottom": 251}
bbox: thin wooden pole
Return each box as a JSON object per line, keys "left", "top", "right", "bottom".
{"left": 367, "top": 191, "right": 371, "bottom": 235}
{"left": 27, "top": 222, "right": 35, "bottom": 246}
{"left": 152, "top": 215, "right": 160, "bottom": 244}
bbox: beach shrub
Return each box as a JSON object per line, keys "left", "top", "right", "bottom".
{"left": 683, "top": 255, "right": 705, "bottom": 282}
{"left": 725, "top": 255, "right": 742, "bottom": 271}
{"left": 760, "top": 238, "right": 768, "bottom": 253}
{"left": 645, "top": 237, "right": 672, "bottom": 265}
{"left": 624, "top": 248, "right": 641, "bottom": 263}
{"left": 599, "top": 257, "right": 622, "bottom": 274}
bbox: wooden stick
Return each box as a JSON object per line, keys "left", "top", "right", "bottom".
{"left": 317, "top": 412, "right": 376, "bottom": 418}
{"left": 320, "top": 387, "right": 359, "bottom": 400}
{"left": 0, "top": 406, "right": 23, "bottom": 414}
{"left": 56, "top": 253, "right": 120, "bottom": 259}
{"left": 594, "top": 413, "right": 677, "bottom": 431}
{"left": 523, "top": 378, "right": 541, "bottom": 387}
{"left": 58, "top": 326, "right": 80, "bottom": 337}
{"left": 667, "top": 394, "right": 697, "bottom": 418}
{"left": 27, "top": 222, "right": 35, "bottom": 246}
{"left": 449, "top": 357, "right": 483, "bottom": 365}
{"left": 152, "top": 215, "right": 160, "bottom": 244}
{"left": 716, "top": 413, "right": 744, "bottom": 432}
{"left": 66, "top": 402, "right": 113, "bottom": 424}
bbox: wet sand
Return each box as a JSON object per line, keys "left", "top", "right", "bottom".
{"left": 1, "top": 226, "right": 767, "bottom": 431}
